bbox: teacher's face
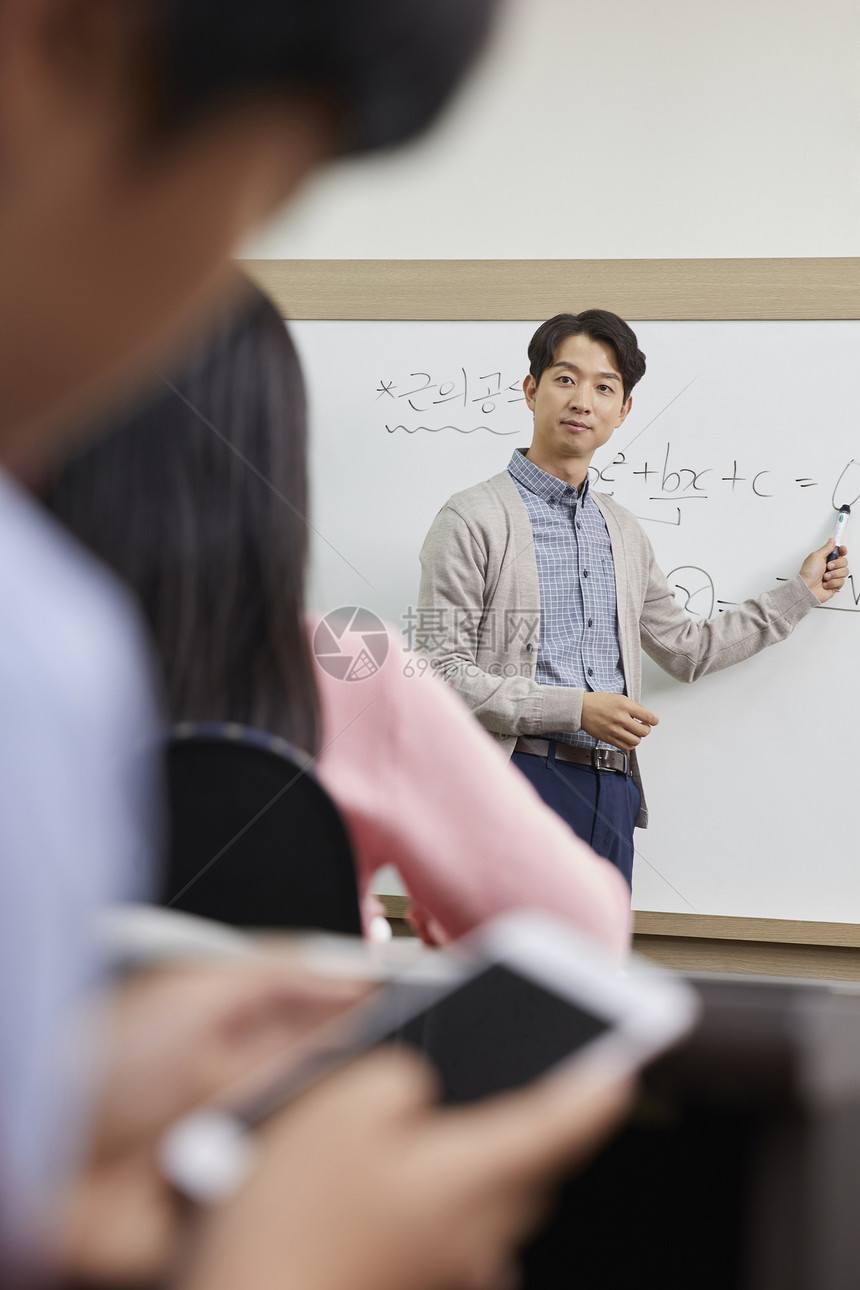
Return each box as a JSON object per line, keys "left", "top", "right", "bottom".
{"left": 523, "top": 333, "right": 632, "bottom": 477}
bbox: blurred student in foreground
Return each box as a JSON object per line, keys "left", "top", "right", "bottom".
{"left": 0, "top": 1, "right": 633, "bottom": 1287}
{"left": 48, "top": 283, "right": 630, "bottom": 955}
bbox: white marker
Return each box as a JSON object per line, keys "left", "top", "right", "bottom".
{"left": 830, "top": 504, "right": 851, "bottom": 562}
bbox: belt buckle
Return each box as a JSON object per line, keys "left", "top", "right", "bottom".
{"left": 593, "top": 748, "right": 627, "bottom": 775}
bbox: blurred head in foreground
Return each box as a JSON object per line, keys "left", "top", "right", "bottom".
{"left": 0, "top": 0, "right": 499, "bottom": 473}
{"left": 0, "top": 0, "right": 501, "bottom": 1276}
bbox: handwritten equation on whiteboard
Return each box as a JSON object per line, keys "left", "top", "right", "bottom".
{"left": 373, "top": 365, "right": 850, "bottom": 524}
{"left": 670, "top": 564, "right": 860, "bottom": 618}
{"left": 377, "top": 366, "right": 525, "bottom": 435}
{"left": 610, "top": 455, "right": 860, "bottom": 616}
{"left": 372, "top": 365, "right": 860, "bottom": 617}
{"left": 586, "top": 443, "right": 822, "bottom": 527}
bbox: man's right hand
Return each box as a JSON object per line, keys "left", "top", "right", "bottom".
{"left": 580, "top": 694, "right": 659, "bottom": 751}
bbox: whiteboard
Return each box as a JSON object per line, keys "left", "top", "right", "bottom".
{"left": 292, "top": 320, "right": 860, "bottom": 923}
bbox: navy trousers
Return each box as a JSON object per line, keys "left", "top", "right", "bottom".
{"left": 511, "top": 743, "right": 640, "bottom": 888}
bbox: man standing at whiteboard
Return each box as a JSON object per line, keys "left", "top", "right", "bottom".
{"left": 417, "top": 310, "right": 849, "bottom": 887}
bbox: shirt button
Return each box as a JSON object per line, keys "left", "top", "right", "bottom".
{"left": 583, "top": 569, "right": 589, "bottom": 578}
{"left": 577, "top": 523, "right": 582, "bottom": 530}
{"left": 587, "top": 618, "right": 593, "bottom": 627}
{"left": 526, "top": 643, "right": 533, "bottom": 653}
{"left": 587, "top": 668, "right": 594, "bottom": 677}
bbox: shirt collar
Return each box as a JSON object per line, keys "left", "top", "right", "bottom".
{"left": 508, "top": 448, "right": 590, "bottom": 505}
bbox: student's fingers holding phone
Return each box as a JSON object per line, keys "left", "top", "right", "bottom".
{"left": 444, "top": 1061, "right": 634, "bottom": 1189}
{"left": 93, "top": 959, "right": 372, "bottom": 1157}
{"left": 182, "top": 1048, "right": 445, "bottom": 1290}
{"left": 185, "top": 1049, "right": 628, "bottom": 1290}
{"left": 210, "top": 1044, "right": 586, "bottom": 1290}
{"left": 394, "top": 1070, "right": 633, "bottom": 1290}
{"left": 415, "top": 1066, "right": 634, "bottom": 1285}
{"left": 63, "top": 962, "right": 375, "bottom": 1285}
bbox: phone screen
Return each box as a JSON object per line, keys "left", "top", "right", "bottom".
{"left": 382, "top": 963, "right": 611, "bottom": 1104}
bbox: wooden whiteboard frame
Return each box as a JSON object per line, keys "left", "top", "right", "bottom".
{"left": 244, "top": 257, "right": 860, "bottom": 977}
{"left": 241, "top": 257, "right": 860, "bottom": 321}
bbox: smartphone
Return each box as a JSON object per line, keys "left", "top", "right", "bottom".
{"left": 160, "top": 911, "right": 700, "bottom": 1202}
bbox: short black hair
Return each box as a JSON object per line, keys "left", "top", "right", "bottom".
{"left": 528, "top": 310, "right": 647, "bottom": 401}
{"left": 150, "top": 0, "right": 500, "bottom": 153}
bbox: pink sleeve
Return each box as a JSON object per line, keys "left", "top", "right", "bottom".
{"left": 314, "top": 631, "right": 631, "bottom": 958}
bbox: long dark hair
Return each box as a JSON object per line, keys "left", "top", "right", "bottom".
{"left": 47, "top": 285, "right": 320, "bottom": 755}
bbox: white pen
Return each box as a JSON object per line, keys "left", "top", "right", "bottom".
{"left": 830, "top": 504, "right": 851, "bottom": 563}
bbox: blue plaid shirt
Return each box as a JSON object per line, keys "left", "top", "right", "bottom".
{"left": 508, "top": 449, "right": 626, "bottom": 750}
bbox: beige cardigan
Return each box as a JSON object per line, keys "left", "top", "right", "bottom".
{"left": 417, "top": 470, "right": 818, "bottom": 826}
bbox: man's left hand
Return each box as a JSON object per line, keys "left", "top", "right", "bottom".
{"left": 799, "top": 542, "right": 850, "bottom": 604}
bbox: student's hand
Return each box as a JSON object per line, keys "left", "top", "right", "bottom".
{"left": 799, "top": 542, "right": 850, "bottom": 604}
{"left": 580, "top": 694, "right": 659, "bottom": 751}
{"left": 61, "top": 957, "right": 371, "bottom": 1285}
{"left": 182, "top": 1048, "right": 634, "bottom": 1290}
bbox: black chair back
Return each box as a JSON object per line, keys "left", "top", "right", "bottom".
{"left": 161, "top": 723, "right": 362, "bottom": 935}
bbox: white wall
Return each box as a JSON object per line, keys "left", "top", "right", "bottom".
{"left": 245, "top": 0, "right": 860, "bottom": 261}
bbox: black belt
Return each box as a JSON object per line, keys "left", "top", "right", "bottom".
{"left": 513, "top": 736, "right": 629, "bottom": 776}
